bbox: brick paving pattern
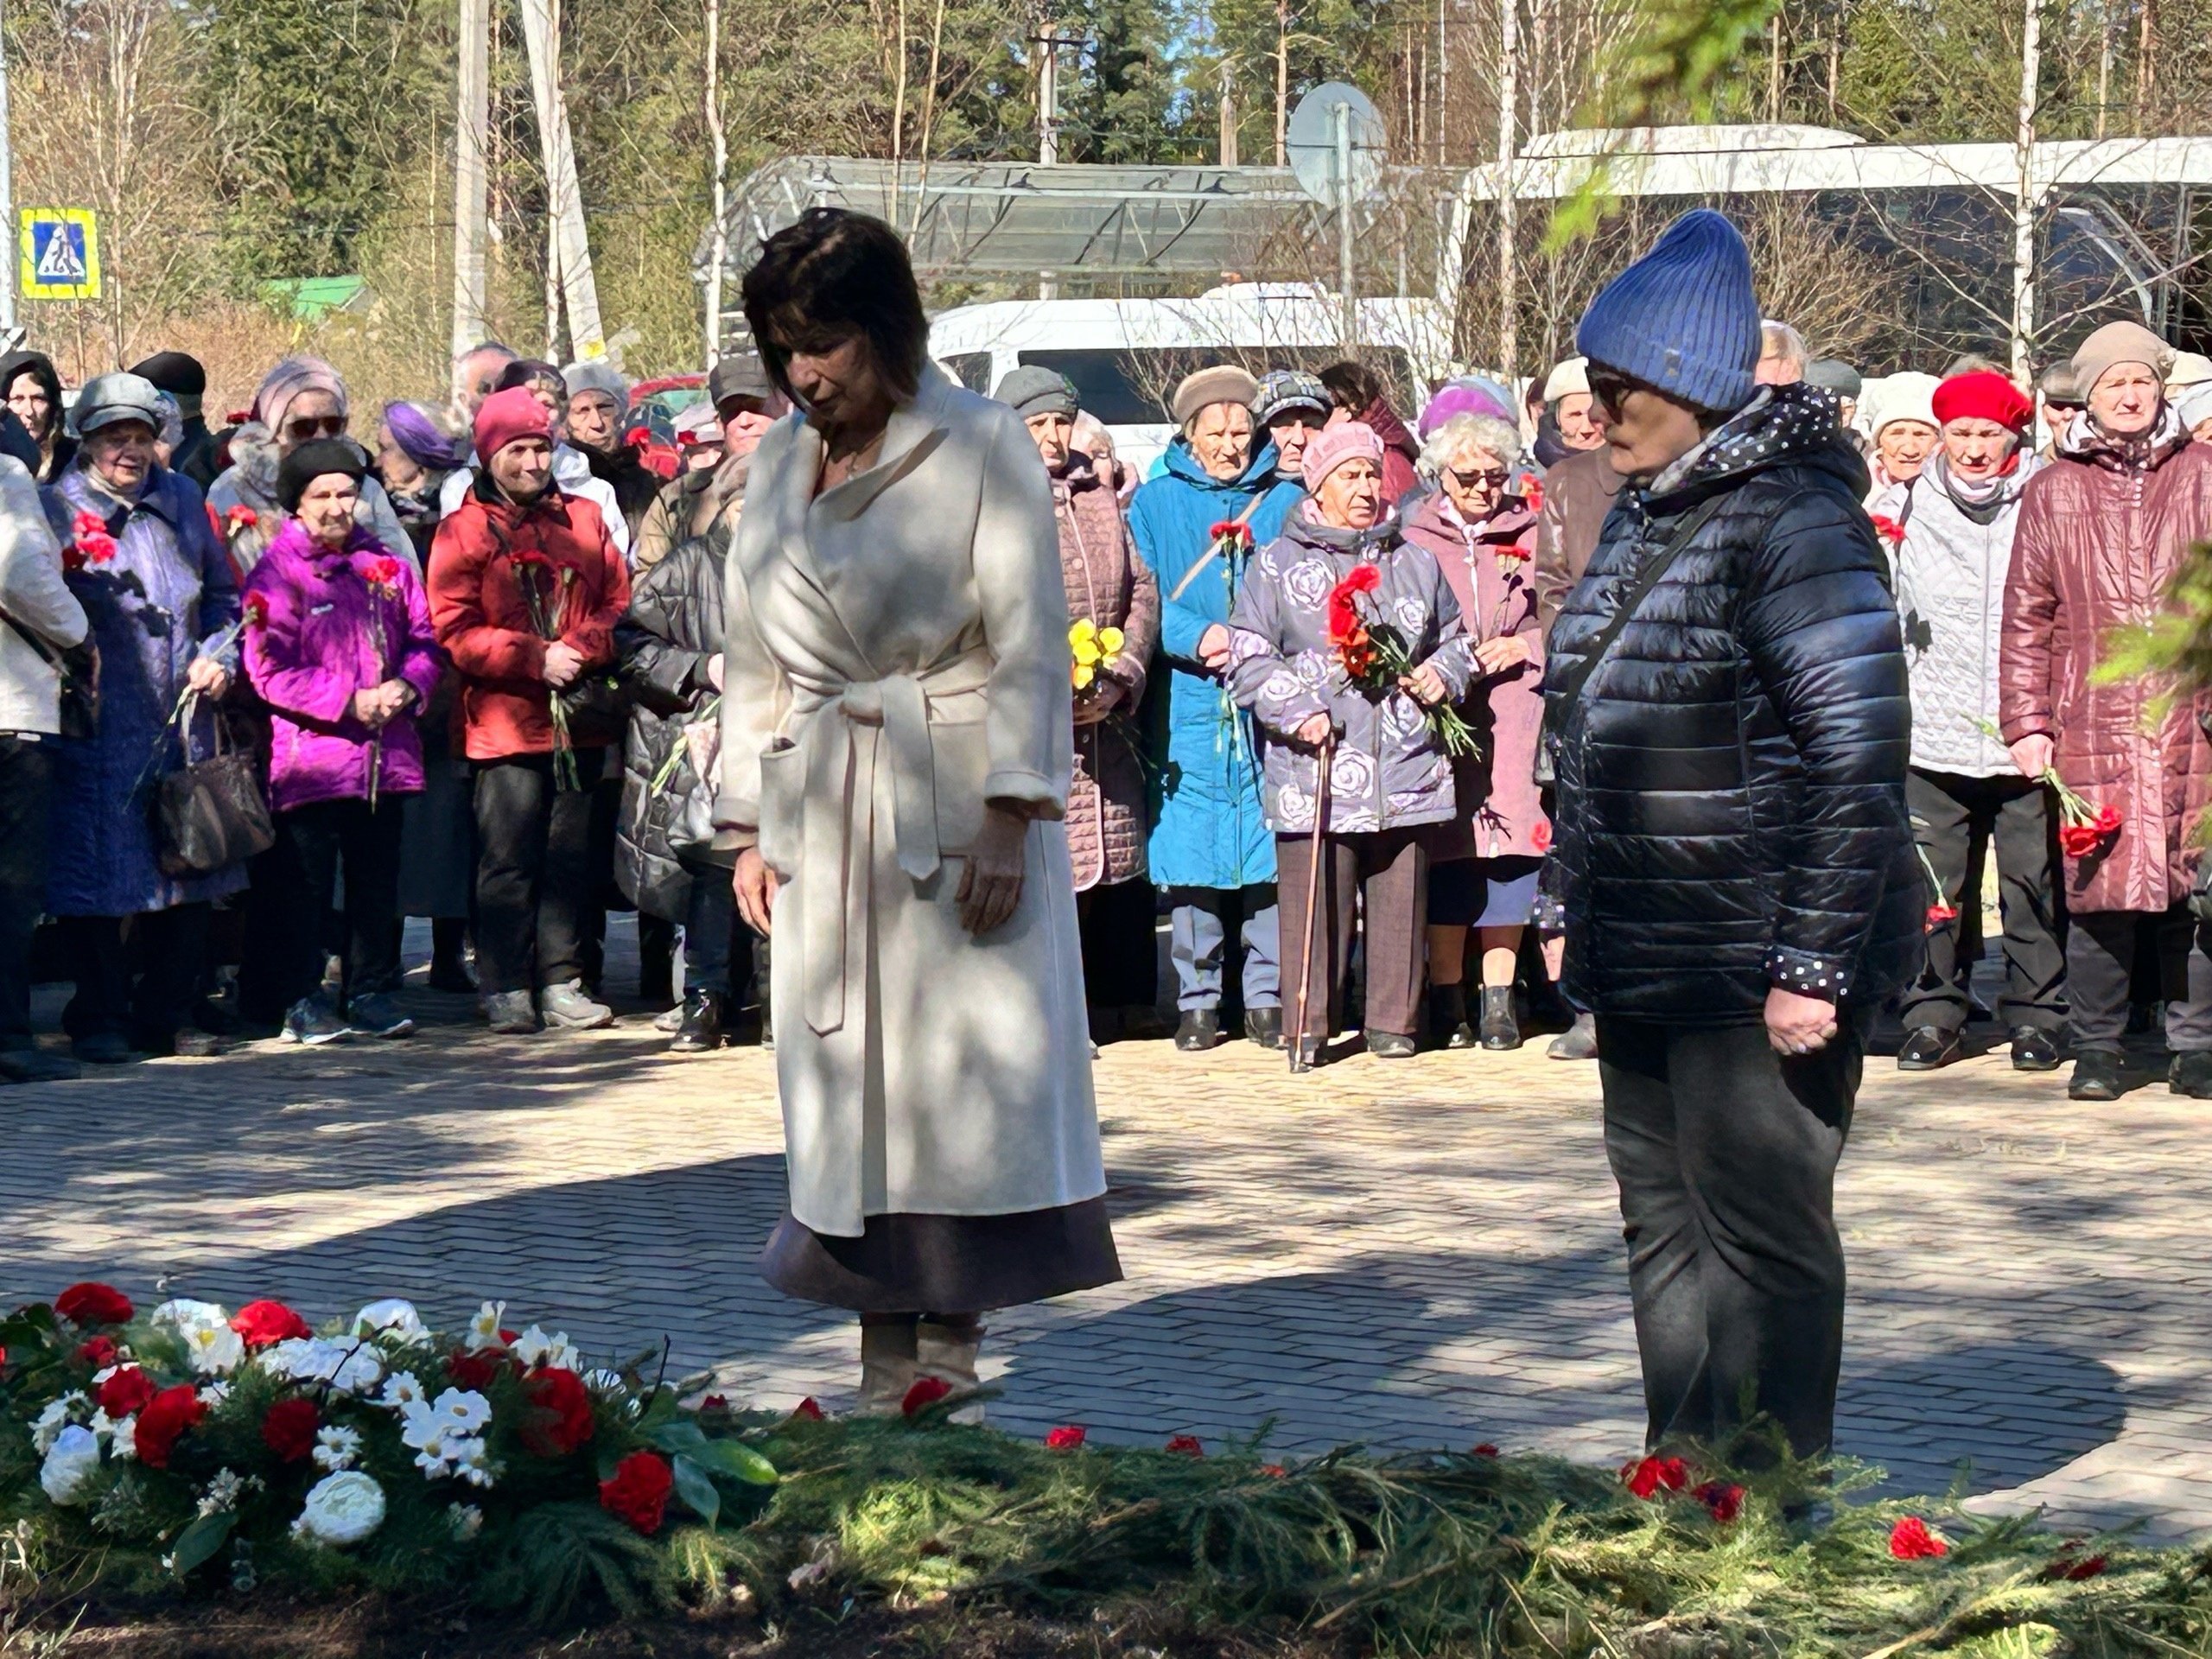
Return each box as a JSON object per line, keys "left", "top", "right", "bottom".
{"left": 5, "top": 933, "right": 2209, "bottom": 1540}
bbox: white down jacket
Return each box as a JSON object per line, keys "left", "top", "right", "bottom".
{"left": 1881, "top": 449, "right": 2042, "bottom": 777}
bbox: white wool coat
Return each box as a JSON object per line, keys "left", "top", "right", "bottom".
{"left": 715, "top": 365, "right": 1105, "bottom": 1238}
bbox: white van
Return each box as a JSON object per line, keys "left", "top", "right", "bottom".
{"left": 929, "top": 283, "right": 1455, "bottom": 475}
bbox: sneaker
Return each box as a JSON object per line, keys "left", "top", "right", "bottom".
{"left": 482, "top": 989, "right": 542, "bottom": 1034}
{"left": 280, "top": 998, "right": 353, "bottom": 1046}
{"left": 670, "top": 988, "right": 726, "bottom": 1053}
{"left": 72, "top": 1031, "right": 137, "bottom": 1065}
{"left": 2010, "top": 1026, "right": 2061, "bottom": 1072}
{"left": 1896, "top": 1027, "right": 1963, "bottom": 1071}
{"left": 2171, "top": 1051, "right": 2212, "bottom": 1098}
{"left": 346, "top": 992, "right": 416, "bottom": 1039}
{"left": 538, "top": 979, "right": 614, "bottom": 1031}
{"left": 0, "top": 1047, "right": 80, "bottom": 1084}
{"left": 653, "top": 1002, "right": 685, "bottom": 1033}
{"left": 2069, "top": 1049, "right": 2123, "bottom": 1101}
{"left": 1173, "top": 1009, "right": 1220, "bottom": 1052}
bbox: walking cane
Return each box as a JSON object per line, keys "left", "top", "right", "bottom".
{"left": 1290, "top": 731, "right": 1333, "bottom": 1075}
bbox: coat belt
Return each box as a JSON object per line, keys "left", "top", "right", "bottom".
{"left": 786, "top": 657, "right": 991, "bottom": 1036}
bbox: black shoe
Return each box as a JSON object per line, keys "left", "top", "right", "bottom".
{"left": 1478, "top": 985, "right": 1522, "bottom": 1051}
{"left": 2010, "top": 1026, "right": 2061, "bottom": 1072}
{"left": 1429, "top": 985, "right": 1476, "bottom": 1050}
{"left": 346, "top": 992, "right": 416, "bottom": 1039}
{"left": 281, "top": 997, "right": 353, "bottom": 1046}
{"left": 2171, "top": 1051, "right": 2212, "bottom": 1098}
{"left": 670, "top": 988, "right": 726, "bottom": 1053}
{"left": 1896, "top": 1027, "right": 1963, "bottom": 1071}
{"left": 1548, "top": 1011, "right": 1598, "bottom": 1061}
{"left": 427, "top": 957, "right": 477, "bottom": 995}
{"left": 0, "top": 1047, "right": 79, "bottom": 1083}
{"left": 72, "top": 1031, "right": 137, "bottom": 1065}
{"left": 482, "top": 989, "right": 542, "bottom": 1034}
{"left": 1290, "top": 1034, "right": 1325, "bottom": 1071}
{"left": 2069, "top": 1049, "right": 2124, "bottom": 1101}
{"left": 1243, "top": 1007, "right": 1283, "bottom": 1050}
{"left": 1364, "top": 1029, "right": 1416, "bottom": 1059}
{"left": 1174, "top": 1009, "right": 1220, "bottom": 1052}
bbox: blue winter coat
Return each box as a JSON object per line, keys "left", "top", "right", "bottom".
{"left": 1128, "top": 439, "right": 1304, "bottom": 889}
{"left": 42, "top": 463, "right": 247, "bottom": 917}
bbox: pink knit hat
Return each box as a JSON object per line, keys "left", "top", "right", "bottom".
{"left": 1300, "top": 420, "right": 1385, "bottom": 493}
{"left": 473, "top": 385, "right": 551, "bottom": 464}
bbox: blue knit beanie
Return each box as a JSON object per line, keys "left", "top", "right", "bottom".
{"left": 1575, "top": 209, "right": 1761, "bottom": 414}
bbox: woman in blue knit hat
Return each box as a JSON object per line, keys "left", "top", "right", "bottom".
{"left": 1541, "top": 208, "right": 1918, "bottom": 1465}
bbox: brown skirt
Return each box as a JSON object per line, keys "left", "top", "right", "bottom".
{"left": 759, "top": 1198, "right": 1122, "bottom": 1313}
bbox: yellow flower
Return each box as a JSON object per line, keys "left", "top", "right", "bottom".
{"left": 1098, "top": 626, "right": 1125, "bottom": 658}
{"left": 1070, "top": 617, "right": 1103, "bottom": 668}
{"left": 1072, "top": 661, "right": 1097, "bottom": 690}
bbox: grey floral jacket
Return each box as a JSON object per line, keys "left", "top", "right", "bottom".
{"left": 1226, "top": 504, "right": 1475, "bottom": 835}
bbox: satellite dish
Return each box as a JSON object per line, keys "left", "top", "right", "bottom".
{"left": 1286, "top": 82, "right": 1386, "bottom": 210}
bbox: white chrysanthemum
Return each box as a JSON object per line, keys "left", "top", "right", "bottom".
{"left": 152, "top": 1298, "right": 230, "bottom": 1334}
{"left": 454, "top": 1439, "right": 496, "bottom": 1488}
{"left": 509, "top": 1326, "right": 578, "bottom": 1372}
{"left": 350, "top": 1299, "right": 424, "bottom": 1341}
{"left": 267, "top": 1338, "right": 380, "bottom": 1395}
{"left": 378, "top": 1371, "right": 426, "bottom": 1413}
{"left": 466, "top": 1301, "right": 506, "bottom": 1350}
{"left": 39, "top": 1424, "right": 100, "bottom": 1505}
{"left": 31, "top": 1393, "right": 87, "bottom": 1456}
{"left": 185, "top": 1321, "right": 245, "bottom": 1375}
{"left": 429, "top": 1388, "right": 491, "bottom": 1434}
{"left": 448, "top": 1503, "right": 483, "bottom": 1541}
{"left": 108, "top": 1414, "right": 137, "bottom": 1462}
{"left": 313, "top": 1426, "right": 362, "bottom": 1471}
{"left": 293, "top": 1471, "right": 385, "bottom": 1546}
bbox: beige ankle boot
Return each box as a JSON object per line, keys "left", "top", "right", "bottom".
{"left": 855, "top": 1320, "right": 919, "bottom": 1416}
{"left": 914, "top": 1319, "right": 988, "bottom": 1425}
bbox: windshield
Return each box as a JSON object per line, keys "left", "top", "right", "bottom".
{"left": 1018, "top": 346, "right": 1417, "bottom": 424}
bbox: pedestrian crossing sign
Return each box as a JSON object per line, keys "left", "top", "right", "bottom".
{"left": 19, "top": 209, "right": 100, "bottom": 302}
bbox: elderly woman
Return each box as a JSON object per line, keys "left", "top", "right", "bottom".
{"left": 244, "top": 441, "right": 442, "bottom": 1046}
{"left": 1865, "top": 371, "right": 1942, "bottom": 498}
{"left": 1228, "top": 423, "right": 1474, "bottom": 1065}
{"left": 439, "top": 359, "right": 632, "bottom": 562}
{"left": 41, "top": 374, "right": 243, "bottom": 1062}
{"left": 564, "top": 359, "right": 660, "bottom": 542}
{"left": 1128, "top": 365, "right": 1304, "bottom": 1052}
{"left": 995, "top": 365, "right": 1161, "bottom": 1039}
{"left": 715, "top": 208, "right": 1117, "bottom": 1416}
{"left": 2003, "top": 320, "right": 2212, "bottom": 1102}
{"left": 209, "top": 356, "right": 416, "bottom": 575}
{"left": 1402, "top": 412, "right": 1548, "bottom": 1051}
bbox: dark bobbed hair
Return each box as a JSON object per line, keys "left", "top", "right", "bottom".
{"left": 496, "top": 358, "right": 564, "bottom": 395}
{"left": 741, "top": 209, "right": 928, "bottom": 403}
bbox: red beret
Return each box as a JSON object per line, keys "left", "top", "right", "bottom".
{"left": 1930, "top": 370, "right": 2031, "bottom": 432}
{"left": 472, "top": 385, "right": 552, "bottom": 465}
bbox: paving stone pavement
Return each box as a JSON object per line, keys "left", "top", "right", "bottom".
{"left": 4, "top": 931, "right": 2210, "bottom": 1541}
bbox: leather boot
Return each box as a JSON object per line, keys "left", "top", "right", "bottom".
{"left": 1478, "top": 985, "right": 1522, "bottom": 1051}
{"left": 1548, "top": 1010, "right": 1598, "bottom": 1060}
{"left": 1243, "top": 1007, "right": 1284, "bottom": 1050}
{"left": 914, "top": 1319, "right": 988, "bottom": 1424}
{"left": 670, "top": 988, "right": 726, "bottom": 1053}
{"left": 1429, "top": 984, "right": 1476, "bottom": 1050}
{"left": 855, "top": 1319, "right": 919, "bottom": 1416}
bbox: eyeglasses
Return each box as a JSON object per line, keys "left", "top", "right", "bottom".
{"left": 1448, "top": 467, "right": 1510, "bottom": 489}
{"left": 1586, "top": 370, "right": 1637, "bottom": 413}
{"left": 285, "top": 415, "right": 347, "bottom": 442}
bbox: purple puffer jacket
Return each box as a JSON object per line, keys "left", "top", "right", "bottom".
{"left": 243, "top": 518, "right": 443, "bottom": 813}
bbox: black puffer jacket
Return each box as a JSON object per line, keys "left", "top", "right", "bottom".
{"left": 1543, "top": 383, "right": 1919, "bottom": 1025}
{"left": 613, "top": 533, "right": 724, "bottom": 920}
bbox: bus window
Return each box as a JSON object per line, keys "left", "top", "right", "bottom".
{"left": 1020, "top": 345, "right": 1421, "bottom": 423}
{"left": 942, "top": 353, "right": 995, "bottom": 394}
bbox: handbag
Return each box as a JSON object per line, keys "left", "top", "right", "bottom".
{"left": 2, "top": 611, "right": 98, "bottom": 740}
{"left": 154, "top": 711, "right": 275, "bottom": 877}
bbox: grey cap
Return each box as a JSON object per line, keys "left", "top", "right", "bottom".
{"left": 709, "top": 353, "right": 772, "bottom": 410}
{"left": 992, "top": 365, "right": 1077, "bottom": 419}
{"left": 2037, "top": 362, "right": 2082, "bottom": 404}
{"left": 1251, "top": 368, "right": 1329, "bottom": 426}
{"left": 73, "top": 372, "right": 166, "bottom": 436}
{"left": 562, "top": 359, "right": 629, "bottom": 414}
{"left": 1804, "top": 358, "right": 1861, "bottom": 398}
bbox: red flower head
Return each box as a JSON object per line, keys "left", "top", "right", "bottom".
{"left": 1694, "top": 1481, "right": 1746, "bottom": 1523}
{"left": 135, "top": 1384, "right": 208, "bottom": 1469}
{"left": 75, "top": 1336, "right": 118, "bottom": 1370}
{"left": 447, "top": 1348, "right": 505, "bottom": 1392}
{"left": 510, "top": 549, "right": 554, "bottom": 571}
{"left": 1869, "top": 513, "right": 1907, "bottom": 545}
{"left": 94, "top": 1363, "right": 159, "bottom": 1419}
{"left": 1522, "top": 478, "right": 1545, "bottom": 514}
{"left": 788, "top": 1396, "right": 822, "bottom": 1421}
{"left": 68, "top": 511, "right": 118, "bottom": 568}
{"left": 242, "top": 593, "right": 270, "bottom": 630}
{"left": 1261, "top": 1463, "right": 1287, "bottom": 1478}
{"left": 1472, "top": 1442, "right": 1502, "bottom": 1458}
{"left": 1207, "top": 519, "right": 1254, "bottom": 549}
{"left": 55, "top": 1281, "right": 133, "bottom": 1327}
{"left": 1494, "top": 539, "right": 1534, "bottom": 563}
{"left": 230, "top": 1300, "right": 311, "bottom": 1350}
{"left": 1530, "top": 821, "right": 1552, "bottom": 855}
{"left": 900, "top": 1375, "right": 952, "bottom": 1416}
{"left": 1624, "top": 1454, "right": 1690, "bottom": 1499}
{"left": 520, "top": 1365, "right": 596, "bottom": 1456}
{"left": 1166, "top": 1434, "right": 1205, "bottom": 1457}
{"left": 1045, "top": 1425, "right": 1087, "bottom": 1450}
{"left": 225, "top": 505, "right": 259, "bottom": 531}
{"left": 599, "top": 1450, "right": 674, "bottom": 1535}
{"left": 2093, "top": 804, "right": 2123, "bottom": 836}
{"left": 359, "top": 556, "right": 403, "bottom": 589}
{"left": 1889, "top": 1516, "right": 1949, "bottom": 1560}
{"left": 2047, "top": 1541, "right": 2107, "bottom": 1581}
{"left": 261, "top": 1396, "right": 320, "bottom": 1462}
{"left": 2059, "top": 822, "right": 2103, "bottom": 858}
{"left": 1924, "top": 902, "right": 1959, "bottom": 931}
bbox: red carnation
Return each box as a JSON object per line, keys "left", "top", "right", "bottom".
{"left": 2059, "top": 822, "right": 2103, "bottom": 858}
{"left": 1206, "top": 519, "right": 1253, "bottom": 548}
{"left": 135, "top": 1384, "right": 208, "bottom": 1469}
{"left": 1166, "top": 1434, "right": 1205, "bottom": 1457}
{"left": 2048, "top": 1541, "right": 2107, "bottom": 1580}
{"left": 242, "top": 593, "right": 270, "bottom": 629}
{"left": 1869, "top": 513, "right": 1907, "bottom": 545}
{"left": 788, "top": 1396, "right": 821, "bottom": 1421}
{"left": 359, "top": 556, "right": 402, "bottom": 588}
{"left": 447, "top": 1349, "right": 504, "bottom": 1391}
{"left": 261, "top": 1396, "right": 320, "bottom": 1462}
{"left": 1530, "top": 821, "right": 1552, "bottom": 854}
{"left": 1045, "top": 1425, "right": 1086, "bottom": 1450}
{"left": 1522, "top": 479, "right": 1545, "bottom": 514}
{"left": 75, "top": 1336, "right": 118, "bottom": 1369}
{"left": 1495, "top": 540, "right": 1534, "bottom": 562}
{"left": 520, "top": 1365, "right": 596, "bottom": 1456}
{"left": 599, "top": 1451, "right": 674, "bottom": 1535}
{"left": 2093, "top": 804, "right": 2123, "bottom": 836}
{"left": 1472, "top": 1442, "right": 1501, "bottom": 1457}
{"left": 224, "top": 505, "right": 259, "bottom": 531}
{"left": 68, "top": 511, "right": 118, "bottom": 567}
{"left": 1624, "top": 1454, "right": 1690, "bottom": 1499}
{"left": 1694, "top": 1480, "right": 1745, "bottom": 1523}
{"left": 93, "top": 1363, "right": 158, "bottom": 1419}
{"left": 510, "top": 549, "right": 554, "bottom": 570}
{"left": 55, "top": 1282, "right": 133, "bottom": 1327}
{"left": 1889, "top": 1516, "right": 1949, "bottom": 1560}
{"left": 1924, "top": 902, "right": 1959, "bottom": 931}
{"left": 900, "top": 1375, "right": 952, "bottom": 1416}
{"left": 230, "top": 1300, "right": 311, "bottom": 1349}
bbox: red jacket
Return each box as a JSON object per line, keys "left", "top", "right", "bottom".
{"left": 426, "top": 479, "right": 632, "bottom": 761}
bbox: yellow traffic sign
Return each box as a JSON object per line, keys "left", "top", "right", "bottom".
{"left": 19, "top": 209, "right": 100, "bottom": 302}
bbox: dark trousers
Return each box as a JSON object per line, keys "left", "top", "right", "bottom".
{"left": 1596, "top": 1014, "right": 1864, "bottom": 1459}
{"left": 60, "top": 902, "right": 211, "bottom": 1044}
{"left": 1077, "top": 878, "right": 1159, "bottom": 1010}
{"left": 473, "top": 748, "right": 612, "bottom": 996}
{"left": 270, "top": 798, "right": 404, "bottom": 1007}
{"left": 2068, "top": 903, "right": 2212, "bottom": 1052}
{"left": 681, "top": 862, "right": 741, "bottom": 997}
{"left": 0, "top": 736, "right": 53, "bottom": 1050}
{"left": 1902, "top": 768, "right": 2066, "bottom": 1034}
{"left": 1275, "top": 828, "right": 1427, "bottom": 1041}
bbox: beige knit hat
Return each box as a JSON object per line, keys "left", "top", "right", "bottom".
{"left": 1171, "top": 365, "right": 1260, "bottom": 426}
{"left": 2071, "top": 321, "right": 2174, "bottom": 396}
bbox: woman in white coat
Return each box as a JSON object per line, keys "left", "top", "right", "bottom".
{"left": 716, "top": 210, "right": 1119, "bottom": 1416}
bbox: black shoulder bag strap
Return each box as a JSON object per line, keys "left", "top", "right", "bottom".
{"left": 1548, "top": 494, "right": 1726, "bottom": 715}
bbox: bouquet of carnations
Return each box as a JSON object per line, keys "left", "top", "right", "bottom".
{"left": 1325, "top": 565, "right": 1478, "bottom": 759}
{"left": 1973, "top": 719, "right": 2122, "bottom": 857}
{"left": 358, "top": 555, "right": 404, "bottom": 809}
{"left": 511, "top": 550, "right": 582, "bottom": 791}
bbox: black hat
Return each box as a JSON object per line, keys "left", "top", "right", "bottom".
{"left": 276, "top": 438, "right": 369, "bottom": 513}
{"left": 709, "top": 353, "right": 772, "bottom": 411}
{"left": 129, "top": 351, "right": 207, "bottom": 397}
